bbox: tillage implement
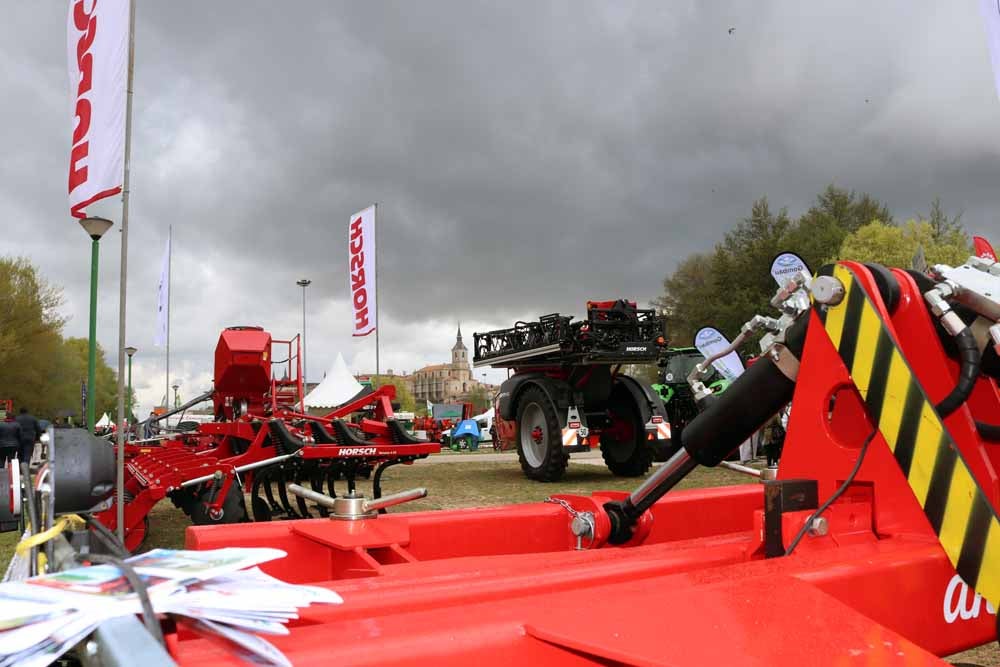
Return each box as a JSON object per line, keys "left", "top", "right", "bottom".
{"left": 100, "top": 326, "right": 439, "bottom": 550}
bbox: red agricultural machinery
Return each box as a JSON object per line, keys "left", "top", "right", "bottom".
{"left": 411, "top": 402, "right": 474, "bottom": 447}
{"left": 6, "top": 254, "right": 1000, "bottom": 664}
{"left": 165, "top": 256, "right": 1000, "bottom": 664}
{"left": 476, "top": 299, "right": 674, "bottom": 480}
{"left": 96, "top": 326, "right": 440, "bottom": 551}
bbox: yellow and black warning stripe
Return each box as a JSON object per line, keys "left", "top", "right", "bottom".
{"left": 814, "top": 263, "right": 1000, "bottom": 604}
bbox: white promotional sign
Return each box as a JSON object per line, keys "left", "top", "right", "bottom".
{"left": 67, "top": 0, "right": 129, "bottom": 218}
{"left": 769, "top": 252, "right": 809, "bottom": 287}
{"left": 349, "top": 205, "right": 377, "bottom": 337}
{"left": 694, "top": 327, "right": 745, "bottom": 382}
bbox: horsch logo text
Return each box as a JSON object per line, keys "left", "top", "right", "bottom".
{"left": 69, "top": 0, "right": 97, "bottom": 194}
{"left": 350, "top": 216, "right": 370, "bottom": 331}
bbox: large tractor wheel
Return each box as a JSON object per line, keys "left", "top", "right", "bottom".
{"left": 190, "top": 481, "right": 247, "bottom": 525}
{"left": 600, "top": 390, "right": 653, "bottom": 477}
{"left": 516, "top": 387, "right": 568, "bottom": 482}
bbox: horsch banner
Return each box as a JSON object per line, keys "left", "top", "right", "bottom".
{"left": 67, "top": 0, "right": 129, "bottom": 218}
{"left": 349, "top": 205, "right": 377, "bottom": 337}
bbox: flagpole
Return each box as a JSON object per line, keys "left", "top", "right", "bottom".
{"left": 375, "top": 203, "right": 380, "bottom": 382}
{"left": 165, "top": 225, "right": 171, "bottom": 423}
{"left": 114, "top": 0, "right": 137, "bottom": 543}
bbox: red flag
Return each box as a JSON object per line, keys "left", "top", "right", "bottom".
{"left": 973, "top": 236, "right": 997, "bottom": 261}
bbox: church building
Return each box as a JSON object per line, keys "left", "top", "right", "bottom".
{"left": 408, "top": 326, "right": 491, "bottom": 403}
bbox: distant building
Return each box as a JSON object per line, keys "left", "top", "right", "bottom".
{"left": 408, "top": 326, "right": 495, "bottom": 404}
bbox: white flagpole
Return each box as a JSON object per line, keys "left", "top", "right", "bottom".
{"left": 114, "top": 0, "right": 137, "bottom": 542}
{"left": 375, "top": 203, "right": 380, "bottom": 382}
{"left": 165, "top": 225, "right": 171, "bottom": 420}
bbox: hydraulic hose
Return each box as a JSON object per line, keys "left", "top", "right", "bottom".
{"left": 604, "top": 313, "right": 809, "bottom": 543}
{"left": 976, "top": 421, "right": 1000, "bottom": 442}
{"left": 935, "top": 327, "right": 981, "bottom": 419}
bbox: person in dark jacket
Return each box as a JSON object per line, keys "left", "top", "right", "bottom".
{"left": 0, "top": 416, "right": 21, "bottom": 464}
{"left": 15, "top": 407, "right": 41, "bottom": 464}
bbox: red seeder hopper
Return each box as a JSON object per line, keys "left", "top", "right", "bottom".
{"left": 98, "top": 326, "right": 440, "bottom": 551}
{"left": 161, "top": 258, "right": 1000, "bottom": 665}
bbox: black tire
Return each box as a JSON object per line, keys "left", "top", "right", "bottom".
{"left": 515, "top": 387, "right": 568, "bottom": 482}
{"left": 191, "top": 480, "right": 247, "bottom": 525}
{"left": 600, "top": 388, "right": 653, "bottom": 477}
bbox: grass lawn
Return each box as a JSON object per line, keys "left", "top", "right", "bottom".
{"left": 1, "top": 456, "right": 994, "bottom": 665}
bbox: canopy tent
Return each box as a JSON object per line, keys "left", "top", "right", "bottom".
{"left": 95, "top": 412, "right": 112, "bottom": 428}
{"left": 471, "top": 407, "right": 494, "bottom": 424}
{"left": 304, "top": 353, "right": 366, "bottom": 409}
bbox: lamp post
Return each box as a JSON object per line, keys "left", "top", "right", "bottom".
{"left": 297, "top": 279, "right": 311, "bottom": 386}
{"left": 125, "top": 346, "right": 137, "bottom": 423}
{"left": 79, "top": 216, "right": 114, "bottom": 434}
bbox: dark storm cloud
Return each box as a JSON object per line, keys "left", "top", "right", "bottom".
{"left": 3, "top": 2, "right": 1000, "bottom": 410}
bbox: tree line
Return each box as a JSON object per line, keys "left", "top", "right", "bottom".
{"left": 653, "top": 185, "right": 973, "bottom": 347}
{"left": 0, "top": 257, "right": 121, "bottom": 421}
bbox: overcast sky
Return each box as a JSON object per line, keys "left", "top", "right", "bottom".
{"left": 3, "top": 2, "right": 1000, "bottom": 415}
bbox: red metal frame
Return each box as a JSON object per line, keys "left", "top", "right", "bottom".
{"left": 172, "top": 264, "right": 1000, "bottom": 664}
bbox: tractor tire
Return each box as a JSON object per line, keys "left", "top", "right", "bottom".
{"left": 600, "top": 389, "right": 653, "bottom": 477}
{"left": 515, "top": 387, "right": 568, "bottom": 482}
{"left": 190, "top": 481, "right": 247, "bottom": 525}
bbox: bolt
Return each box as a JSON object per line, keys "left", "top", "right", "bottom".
{"left": 808, "top": 516, "right": 829, "bottom": 537}
{"left": 810, "top": 275, "right": 846, "bottom": 306}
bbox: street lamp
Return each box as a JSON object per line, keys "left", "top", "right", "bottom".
{"left": 125, "top": 346, "right": 137, "bottom": 423}
{"left": 79, "top": 216, "right": 114, "bottom": 434}
{"left": 297, "top": 279, "right": 311, "bottom": 386}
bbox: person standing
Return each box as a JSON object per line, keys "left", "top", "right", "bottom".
{"left": 15, "top": 407, "right": 41, "bottom": 464}
{"left": 0, "top": 414, "right": 21, "bottom": 465}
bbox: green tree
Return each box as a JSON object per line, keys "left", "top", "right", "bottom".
{"left": 833, "top": 220, "right": 971, "bottom": 269}
{"left": 654, "top": 185, "right": 893, "bottom": 354}
{"left": 0, "top": 257, "right": 67, "bottom": 419}
{"left": 923, "top": 197, "right": 964, "bottom": 244}
{"left": 652, "top": 252, "right": 715, "bottom": 345}
{"left": 373, "top": 375, "right": 416, "bottom": 412}
{"left": 781, "top": 186, "right": 892, "bottom": 276}
{"left": 47, "top": 338, "right": 119, "bottom": 421}
{"left": 466, "top": 384, "right": 491, "bottom": 412}
{"left": 657, "top": 197, "right": 792, "bottom": 345}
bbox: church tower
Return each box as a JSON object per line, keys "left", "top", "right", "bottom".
{"left": 451, "top": 324, "right": 469, "bottom": 379}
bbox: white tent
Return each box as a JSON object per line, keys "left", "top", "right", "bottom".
{"left": 472, "top": 407, "right": 494, "bottom": 438}
{"left": 95, "top": 412, "right": 112, "bottom": 428}
{"left": 304, "top": 353, "right": 365, "bottom": 409}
